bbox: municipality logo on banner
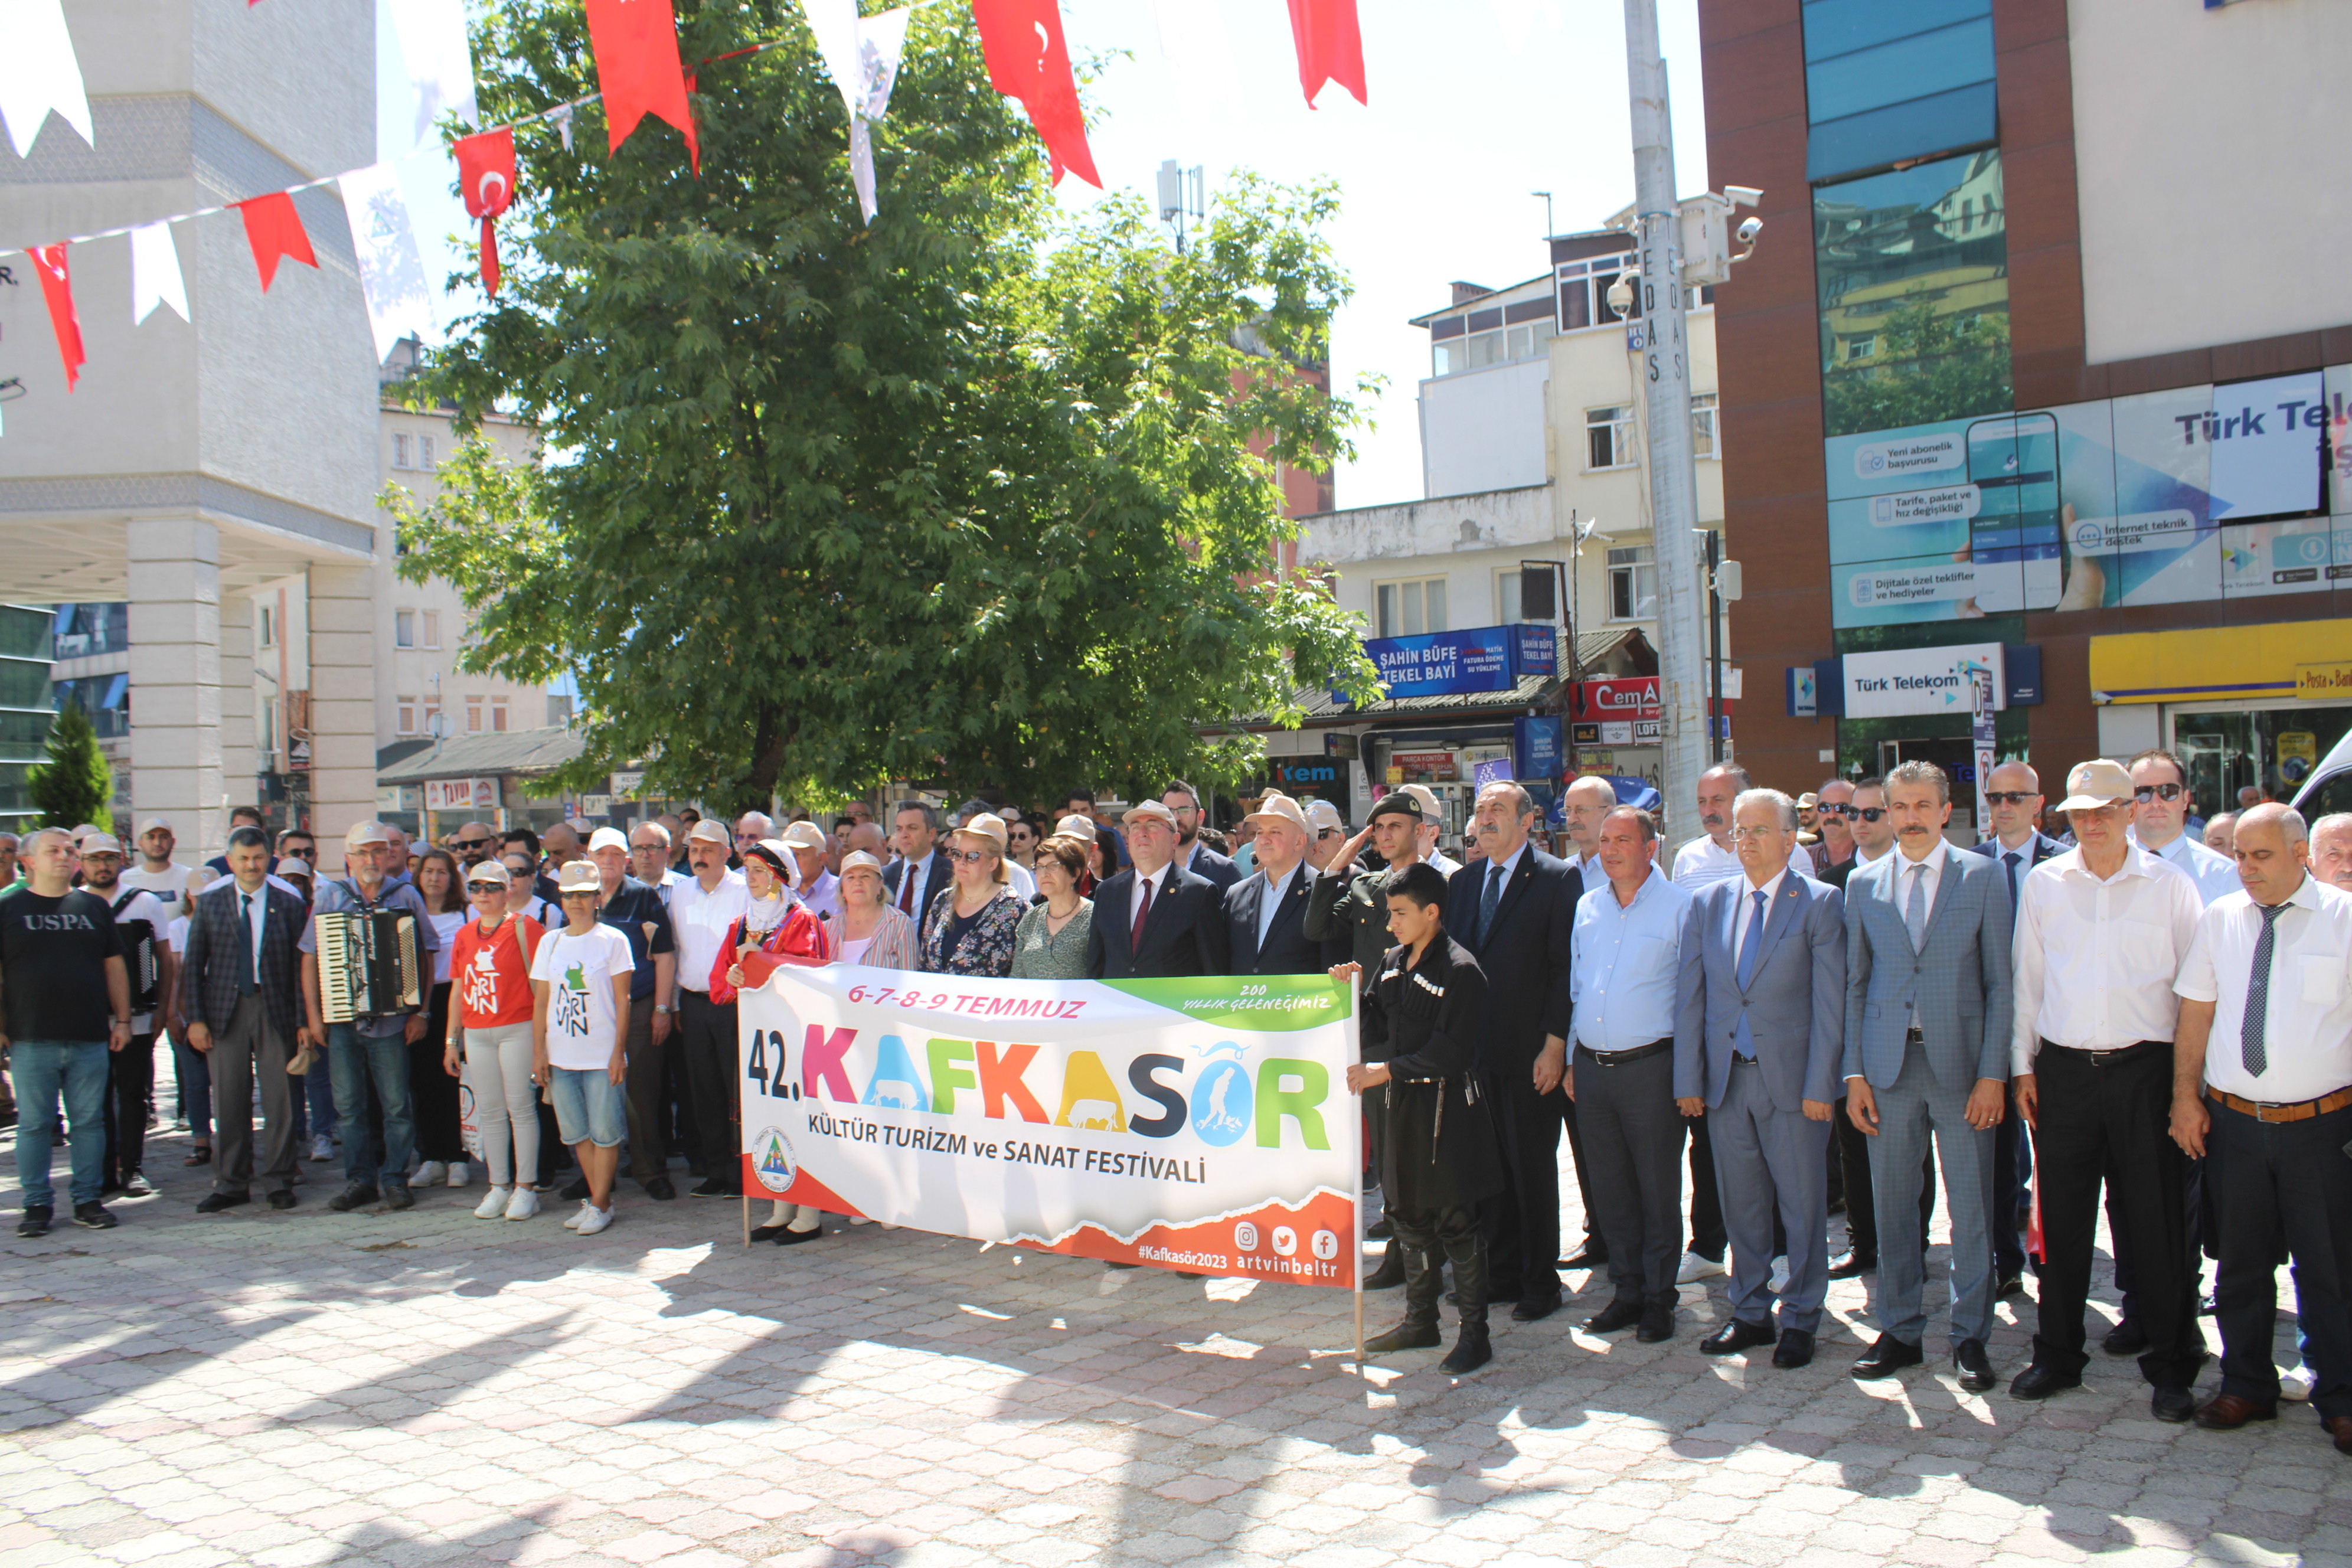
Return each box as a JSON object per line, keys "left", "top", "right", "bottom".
{"left": 735, "top": 968, "right": 1361, "bottom": 1285}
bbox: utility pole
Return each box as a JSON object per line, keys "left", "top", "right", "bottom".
{"left": 1621, "top": 0, "right": 1709, "bottom": 855}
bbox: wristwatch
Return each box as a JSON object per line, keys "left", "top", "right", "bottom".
{"left": 654, "top": 1003, "right": 672, "bottom": 1014}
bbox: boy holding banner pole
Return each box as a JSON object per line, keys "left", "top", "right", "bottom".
{"left": 1337, "top": 863, "right": 1504, "bottom": 1375}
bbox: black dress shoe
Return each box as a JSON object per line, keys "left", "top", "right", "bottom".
{"left": 775, "top": 1224, "right": 822, "bottom": 1244}
{"left": 1994, "top": 1273, "right": 2026, "bottom": 1299}
{"left": 1363, "top": 1247, "right": 1407, "bottom": 1291}
{"left": 72, "top": 1203, "right": 117, "bottom": 1230}
{"left": 1556, "top": 1242, "right": 1608, "bottom": 1270}
{"left": 2102, "top": 1318, "right": 2148, "bottom": 1355}
{"left": 1511, "top": 1294, "right": 1563, "bottom": 1323}
{"left": 383, "top": 1183, "right": 414, "bottom": 1211}
{"left": 643, "top": 1176, "right": 677, "bottom": 1201}
{"left": 1636, "top": 1302, "right": 1675, "bottom": 1343}
{"left": 1827, "top": 1251, "right": 1874, "bottom": 1280}
{"left": 1365, "top": 1216, "right": 1393, "bottom": 1241}
{"left": 1952, "top": 1338, "right": 1995, "bottom": 1393}
{"left": 561, "top": 1176, "right": 590, "bottom": 1202}
{"left": 1585, "top": 1298, "right": 1645, "bottom": 1334}
{"left": 1772, "top": 1329, "right": 1815, "bottom": 1368}
{"left": 1701, "top": 1317, "right": 1776, "bottom": 1355}
{"left": 2151, "top": 1384, "right": 2196, "bottom": 1423}
{"left": 2008, "top": 1362, "right": 2082, "bottom": 1400}
{"left": 750, "top": 1222, "right": 790, "bottom": 1241}
{"left": 689, "top": 1178, "right": 735, "bottom": 1198}
{"left": 328, "top": 1182, "right": 380, "bottom": 1212}
{"left": 1852, "top": 1334, "right": 1925, "bottom": 1379}
{"left": 267, "top": 1190, "right": 298, "bottom": 1210}
{"left": 195, "top": 1191, "right": 250, "bottom": 1214}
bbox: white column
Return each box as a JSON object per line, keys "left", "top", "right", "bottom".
{"left": 218, "top": 593, "right": 256, "bottom": 818}
{"left": 307, "top": 563, "right": 377, "bottom": 873}
{"left": 127, "top": 518, "right": 224, "bottom": 861}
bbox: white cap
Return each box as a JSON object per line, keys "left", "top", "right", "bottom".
{"left": 557, "top": 860, "right": 601, "bottom": 893}
{"left": 79, "top": 832, "right": 124, "bottom": 857}
{"left": 588, "top": 827, "right": 629, "bottom": 854}
{"left": 137, "top": 817, "right": 174, "bottom": 837}
{"left": 345, "top": 821, "right": 391, "bottom": 848}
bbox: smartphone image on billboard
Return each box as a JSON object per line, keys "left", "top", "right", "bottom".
{"left": 1965, "top": 412, "right": 2063, "bottom": 612}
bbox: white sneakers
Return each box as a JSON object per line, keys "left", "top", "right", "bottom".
{"left": 414, "top": 1161, "right": 448, "bottom": 1188}
{"left": 1767, "top": 1256, "right": 1792, "bottom": 1295}
{"left": 446, "top": 1161, "right": 471, "bottom": 1188}
{"left": 308, "top": 1135, "right": 335, "bottom": 1163}
{"left": 563, "top": 1200, "right": 590, "bottom": 1229}
{"left": 1677, "top": 1250, "right": 1729, "bottom": 1285}
{"left": 504, "top": 1187, "right": 540, "bottom": 1221}
{"left": 2284, "top": 1362, "right": 2317, "bottom": 1401}
{"left": 473, "top": 1185, "right": 512, "bottom": 1219}
{"left": 574, "top": 1203, "right": 614, "bottom": 1236}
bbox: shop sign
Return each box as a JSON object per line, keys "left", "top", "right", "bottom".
{"left": 1838, "top": 642, "right": 2005, "bottom": 720}
{"left": 1269, "top": 758, "right": 1346, "bottom": 799}
{"left": 2295, "top": 661, "right": 2352, "bottom": 699}
{"left": 1513, "top": 715, "right": 1563, "bottom": 783}
{"left": 423, "top": 778, "right": 497, "bottom": 813}
{"left": 1473, "top": 757, "right": 1513, "bottom": 790}
{"left": 1346, "top": 623, "right": 1560, "bottom": 702}
{"left": 1576, "top": 676, "right": 1660, "bottom": 720}
{"left": 610, "top": 769, "right": 646, "bottom": 795}
{"left": 1510, "top": 624, "right": 1557, "bottom": 677}
{"left": 1391, "top": 751, "right": 1457, "bottom": 781}
{"left": 1571, "top": 722, "right": 1602, "bottom": 746}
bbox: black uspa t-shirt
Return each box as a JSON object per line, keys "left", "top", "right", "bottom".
{"left": 0, "top": 888, "right": 125, "bottom": 1042}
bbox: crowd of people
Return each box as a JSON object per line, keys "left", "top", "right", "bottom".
{"left": 4, "top": 752, "right": 2349, "bottom": 1441}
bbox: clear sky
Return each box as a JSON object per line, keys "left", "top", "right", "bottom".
{"left": 1056, "top": 0, "right": 1711, "bottom": 512}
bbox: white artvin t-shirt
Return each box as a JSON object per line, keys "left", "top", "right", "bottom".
{"left": 530, "top": 923, "right": 636, "bottom": 1072}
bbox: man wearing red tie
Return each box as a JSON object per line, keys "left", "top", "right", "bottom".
{"left": 880, "top": 802, "right": 949, "bottom": 924}
{"left": 1083, "top": 801, "right": 1229, "bottom": 980}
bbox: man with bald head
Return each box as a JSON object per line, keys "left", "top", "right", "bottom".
{"left": 2310, "top": 814, "right": 2352, "bottom": 891}
{"left": 2206, "top": 813, "right": 2238, "bottom": 857}
{"left": 1560, "top": 775, "right": 1618, "bottom": 888}
{"left": 541, "top": 820, "right": 585, "bottom": 871}
{"left": 450, "top": 822, "right": 496, "bottom": 870}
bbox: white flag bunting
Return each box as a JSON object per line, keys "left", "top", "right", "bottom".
{"left": 0, "top": 0, "right": 94, "bottom": 159}
{"left": 128, "top": 223, "right": 189, "bottom": 325}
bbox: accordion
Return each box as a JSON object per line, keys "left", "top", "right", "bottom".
{"left": 113, "top": 909, "right": 161, "bottom": 1016}
{"left": 316, "top": 910, "right": 423, "bottom": 1023}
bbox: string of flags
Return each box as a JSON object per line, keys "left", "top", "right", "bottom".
{"left": 0, "top": 0, "right": 1370, "bottom": 395}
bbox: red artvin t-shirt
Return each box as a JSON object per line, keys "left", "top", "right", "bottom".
{"left": 450, "top": 913, "right": 545, "bottom": 1028}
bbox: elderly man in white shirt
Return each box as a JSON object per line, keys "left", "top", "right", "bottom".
{"left": 1674, "top": 765, "right": 1815, "bottom": 890}
{"left": 2171, "top": 802, "right": 2352, "bottom": 1452}
{"left": 2008, "top": 759, "right": 2207, "bottom": 1419}
{"left": 669, "top": 819, "right": 749, "bottom": 1198}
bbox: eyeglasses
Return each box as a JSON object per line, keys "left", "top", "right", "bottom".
{"left": 1318, "top": 828, "right": 1342, "bottom": 839}
{"left": 1729, "top": 826, "right": 1784, "bottom": 841}
{"left": 1983, "top": 792, "right": 2036, "bottom": 806}
{"left": 942, "top": 847, "right": 995, "bottom": 864}
{"left": 2134, "top": 783, "right": 2185, "bottom": 803}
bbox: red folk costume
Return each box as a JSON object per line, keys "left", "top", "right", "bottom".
{"left": 708, "top": 899, "right": 831, "bottom": 1001}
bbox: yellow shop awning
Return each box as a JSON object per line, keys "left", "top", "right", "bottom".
{"left": 2088, "top": 619, "right": 2352, "bottom": 705}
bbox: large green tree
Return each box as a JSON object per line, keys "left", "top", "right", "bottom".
{"left": 392, "top": 1, "right": 1378, "bottom": 813}
{"left": 28, "top": 701, "right": 113, "bottom": 834}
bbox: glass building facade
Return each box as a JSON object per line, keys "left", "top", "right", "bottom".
{"left": 0, "top": 605, "right": 55, "bottom": 828}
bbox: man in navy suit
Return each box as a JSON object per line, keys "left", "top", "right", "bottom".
{"left": 1678, "top": 789, "right": 1846, "bottom": 1370}
{"left": 1448, "top": 780, "right": 1582, "bottom": 1320}
{"left": 880, "top": 801, "right": 952, "bottom": 925}
{"left": 1165, "top": 780, "right": 1240, "bottom": 891}
{"left": 1965, "top": 759, "right": 2062, "bottom": 1297}
{"left": 1222, "top": 794, "right": 1327, "bottom": 976}
{"left": 1084, "top": 801, "right": 1230, "bottom": 979}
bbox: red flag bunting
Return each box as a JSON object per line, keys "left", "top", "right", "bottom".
{"left": 1285, "top": 0, "right": 1367, "bottom": 109}
{"left": 583, "top": 0, "right": 700, "bottom": 174}
{"left": 29, "top": 243, "right": 85, "bottom": 391}
{"left": 454, "top": 128, "right": 518, "bottom": 296}
{"left": 235, "top": 191, "right": 318, "bottom": 292}
{"left": 971, "top": 0, "right": 1100, "bottom": 190}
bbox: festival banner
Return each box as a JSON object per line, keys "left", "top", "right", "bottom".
{"left": 737, "top": 965, "right": 1359, "bottom": 1286}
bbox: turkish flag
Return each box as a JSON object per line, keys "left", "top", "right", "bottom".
{"left": 454, "top": 128, "right": 517, "bottom": 295}
{"left": 971, "top": 0, "right": 1100, "bottom": 190}
{"left": 583, "top": 0, "right": 700, "bottom": 174}
{"left": 28, "top": 243, "right": 84, "bottom": 390}
{"left": 235, "top": 191, "right": 318, "bottom": 292}
{"left": 1285, "top": 0, "right": 1367, "bottom": 108}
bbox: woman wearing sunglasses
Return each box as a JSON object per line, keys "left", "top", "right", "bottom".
{"left": 445, "top": 861, "right": 548, "bottom": 1220}
{"left": 917, "top": 813, "right": 1027, "bottom": 978}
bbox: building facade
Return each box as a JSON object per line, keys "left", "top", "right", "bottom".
{"left": 1703, "top": 0, "right": 2352, "bottom": 819}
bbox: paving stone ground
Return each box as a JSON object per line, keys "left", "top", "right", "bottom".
{"left": 4, "top": 1100, "right": 2347, "bottom": 1568}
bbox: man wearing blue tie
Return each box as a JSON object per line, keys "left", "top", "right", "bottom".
{"left": 1677, "top": 789, "right": 1846, "bottom": 1370}
{"left": 1842, "top": 760, "right": 2014, "bottom": 1389}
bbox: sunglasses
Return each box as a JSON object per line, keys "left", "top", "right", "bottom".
{"left": 466, "top": 880, "right": 505, "bottom": 893}
{"left": 942, "top": 846, "right": 995, "bottom": 864}
{"left": 1983, "top": 792, "right": 2036, "bottom": 806}
{"left": 2134, "top": 783, "right": 2185, "bottom": 803}
{"left": 455, "top": 837, "right": 492, "bottom": 849}
{"left": 1318, "top": 828, "right": 1342, "bottom": 839}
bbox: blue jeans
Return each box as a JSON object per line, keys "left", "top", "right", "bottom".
{"left": 547, "top": 1067, "right": 626, "bottom": 1148}
{"left": 291, "top": 1057, "right": 337, "bottom": 1142}
{"left": 11, "top": 1040, "right": 110, "bottom": 1209}
{"left": 325, "top": 1024, "right": 414, "bottom": 1188}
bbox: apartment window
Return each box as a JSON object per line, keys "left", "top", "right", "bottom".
{"left": 421, "top": 610, "right": 440, "bottom": 649}
{"left": 420, "top": 434, "right": 436, "bottom": 468}
{"left": 1691, "top": 394, "right": 1720, "bottom": 460}
{"left": 1586, "top": 405, "right": 1636, "bottom": 470}
{"left": 392, "top": 433, "right": 411, "bottom": 469}
{"left": 259, "top": 699, "right": 276, "bottom": 755}
{"left": 394, "top": 610, "right": 415, "bottom": 648}
{"left": 1429, "top": 303, "right": 1557, "bottom": 377}
{"left": 397, "top": 697, "right": 417, "bottom": 736}
{"left": 1608, "top": 545, "right": 1657, "bottom": 620}
{"left": 1844, "top": 335, "right": 1876, "bottom": 362}
{"left": 1496, "top": 569, "right": 1551, "bottom": 625}
{"left": 258, "top": 605, "right": 275, "bottom": 648}
{"left": 466, "top": 697, "right": 484, "bottom": 734}
{"left": 491, "top": 698, "right": 508, "bottom": 733}
{"left": 423, "top": 698, "right": 440, "bottom": 734}
{"left": 1555, "top": 254, "right": 1641, "bottom": 333}
{"left": 1374, "top": 577, "right": 1448, "bottom": 639}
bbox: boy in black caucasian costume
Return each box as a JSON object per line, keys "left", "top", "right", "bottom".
{"left": 1335, "top": 862, "right": 1504, "bottom": 1374}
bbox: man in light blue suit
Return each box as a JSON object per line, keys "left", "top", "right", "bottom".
{"left": 1842, "top": 760, "right": 2014, "bottom": 1391}
{"left": 1676, "top": 788, "right": 1846, "bottom": 1370}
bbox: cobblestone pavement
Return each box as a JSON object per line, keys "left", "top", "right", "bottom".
{"left": 4, "top": 1116, "right": 2345, "bottom": 1568}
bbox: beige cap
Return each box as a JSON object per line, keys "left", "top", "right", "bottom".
{"left": 345, "top": 821, "right": 392, "bottom": 848}
{"left": 1243, "top": 792, "right": 1309, "bottom": 832}
{"left": 1055, "top": 813, "right": 1102, "bottom": 840}
{"left": 780, "top": 820, "right": 829, "bottom": 852}
{"left": 79, "top": 832, "right": 124, "bottom": 857}
{"left": 587, "top": 827, "right": 629, "bottom": 854}
{"left": 953, "top": 812, "right": 1008, "bottom": 854}
{"left": 1122, "top": 800, "right": 1178, "bottom": 828}
{"left": 839, "top": 849, "right": 886, "bottom": 880}
{"left": 2056, "top": 758, "right": 2135, "bottom": 813}
{"left": 685, "top": 818, "right": 731, "bottom": 845}
{"left": 556, "top": 859, "right": 601, "bottom": 894}
{"left": 1401, "top": 784, "right": 1442, "bottom": 818}
{"left": 137, "top": 817, "right": 174, "bottom": 837}
{"left": 1303, "top": 799, "right": 1345, "bottom": 833}
{"left": 1797, "top": 792, "right": 1819, "bottom": 808}
{"left": 463, "top": 860, "right": 511, "bottom": 888}
{"left": 278, "top": 857, "right": 314, "bottom": 880}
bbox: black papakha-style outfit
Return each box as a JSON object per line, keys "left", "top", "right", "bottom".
{"left": 1360, "top": 933, "right": 1504, "bottom": 1370}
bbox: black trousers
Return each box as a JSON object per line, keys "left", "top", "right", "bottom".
{"left": 2112, "top": 1158, "right": 2208, "bottom": 1321}
{"left": 2029, "top": 1043, "right": 2203, "bottom": 1385}
{"left": 678, "top": 990, "right": 740, "bottom": 1191}
{"left": 618, "top": 1002, "right": 668, "bottom": 1181}
{"left": 1835, "top": 1093, "right": 1934, "bottom": 1260}
{"left": 2208, "top": 1096, "right": 2352, "bottom": 1420}
{"left": 1684, "top": 1110, "right": 1726, "bottom": 1260}
{"left": 1563, "top": 1090, "right": 1603, "bottom": 1257}
{"left": 408, "top": 983, "right": 466, "bottom": 1164}
{"left": 100, "top": 1032, "right": 157, "bottom": 1185}
{"left": 1576, "top": 1044, "right": 1684, "bottom": 1304}
{"left": 1477, "top": 1067, "right": 1569, "bottom": 1305}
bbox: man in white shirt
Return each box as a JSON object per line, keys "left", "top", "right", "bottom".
{"left": 120, "top": 817, "right": 193, "bottom": 923}
{"left": 1562, "top": 775, "right": 1616, "bottom": 888}
{"left": 2129, "top": 748, "right": 2240, "bottom": 906}
{"left": 2008, "top": 760, "right": 2207, "bottom": 1417}
{"left": 671, "top": 819, "right": 749, "bottom": 1199}
{"left": 628, "top": 822, "right": 683, "bottom": 911}
{"left": 81, "top": 834, "right": 175, "bottom": 1200}
{"left": 2170, "top": 803, "right": 2352, "bottom": 1451}
{"left": 1673, "top": 765, "right": 1814, "bottom": 890}
{"left": 1402, "top": 785, "right": 1462, "bottom": 878}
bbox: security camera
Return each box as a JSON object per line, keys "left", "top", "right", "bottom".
{"left": 1724, "top": 185, "right": 1763, "bottom": 209}
{"left": 1606, "top": 271, "right": 1637, "bottom": 318}
{"left": 1736, "top": 216, "right": 1763, "bottom": 245}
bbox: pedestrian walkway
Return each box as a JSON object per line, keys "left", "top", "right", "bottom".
{"left": 1, "top": 1121, "right": 2340, "bottom": 1568}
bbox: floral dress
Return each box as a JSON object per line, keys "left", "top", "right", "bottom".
{"left": 918, "top": 885, "right": 1027, "bottom": 977}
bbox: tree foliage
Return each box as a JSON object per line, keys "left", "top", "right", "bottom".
{"left": 1821, "top": 299, "right": 2012, "bottom": 439}
{"left": 28, "top": 701, "right": 113, "bottom": 833}
{"left": 391, "top": 1, "right": 1380, "bottom": 814}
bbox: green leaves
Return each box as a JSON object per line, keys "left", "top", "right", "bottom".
{"left": 28, "top": 701, "right": 113, "bottom": 834}
{"left": 393, "top": 1, "right": 1378, "bottom": 814}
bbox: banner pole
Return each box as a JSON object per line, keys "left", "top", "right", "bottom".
{"left": 1347, "top": 981, "right": 1366, "bottom": 1378}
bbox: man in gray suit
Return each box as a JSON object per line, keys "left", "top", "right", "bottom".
{"left": 1842, "top": 760, "right": 2014, "bottom": 1390}
{"left": 1677, "top": 788, "right": 1846, "bottom": 1370}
